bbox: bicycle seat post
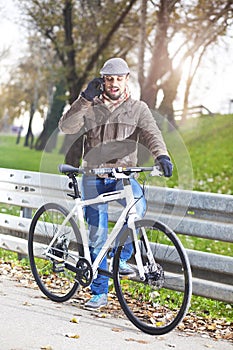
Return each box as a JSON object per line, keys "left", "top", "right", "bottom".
{"left": 69, "top": 173, "right": 80, "bottom": 198}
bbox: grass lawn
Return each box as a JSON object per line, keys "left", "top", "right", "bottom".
{"left": 0, "top": 134, "right": 64, "bottom": 173}
{"left": 163, "top": 114, "right": 233, "bottom": 194}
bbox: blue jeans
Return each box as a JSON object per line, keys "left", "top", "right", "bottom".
{"left": 81, "top": 175, "right": 146, "bottom": 295}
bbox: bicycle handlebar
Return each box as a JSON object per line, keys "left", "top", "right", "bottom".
{"left": 58, "top": 164, "right": 163, "bottom": 177}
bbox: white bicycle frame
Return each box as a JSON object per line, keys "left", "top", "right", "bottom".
{"left": 45, "top": 170, "right": 160, "bottom": 282}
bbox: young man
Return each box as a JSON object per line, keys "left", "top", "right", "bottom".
{"left": 59, "top": 57, "right": 172, "bottom": 309}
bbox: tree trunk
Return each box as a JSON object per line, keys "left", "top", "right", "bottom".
{"left": 182, "top": 47, "right": 207, "bottom": 122}
{"left": 35, "top": 80, "right": 66, "bottom": 152}
{"left": 63, "top": 0, "right": 79, "bottom": 104}
{"left": 158, "top": 66, "right": 182, "bottom": 131}
{"left": 24, "top": 102, "right": 35, "bottom": 148}
{"left": 140, "top": 0, "right": 172, "bottom": 109}
{"left": 24, "top": 79, "right": 38, "bottom": 148}
{"left": 138, "top": 0, "right": 147, "bottom": 88}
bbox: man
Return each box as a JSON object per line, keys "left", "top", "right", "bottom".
{"left": 59, "top": 57, "right": 172, "bottom": 309}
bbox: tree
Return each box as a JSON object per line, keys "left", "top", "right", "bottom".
{"left": 19, "top": 0, "right": 139, "bottom": 102}
{"left": 138, "top": 0, "right": 233, "bottom": 126}
{"left": 0, "top": 32, "right": 58, "bottom": 146}
{"left": 0, "top": 59, "right": 43, "bottom": 137}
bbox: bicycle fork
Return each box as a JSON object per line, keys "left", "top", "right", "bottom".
{"left": 128, "top": 216, "right": 160, "bottom": 282}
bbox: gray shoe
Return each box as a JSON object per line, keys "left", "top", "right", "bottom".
{"left": 84, "top": 294, "right": 108, "bottom": 309}
{"left": 119, "top": 259, "right": 135, "bottom": 275}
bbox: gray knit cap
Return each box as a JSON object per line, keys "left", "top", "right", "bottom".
{"left": 100, "top": 57, "right": 130, "bottom": 76}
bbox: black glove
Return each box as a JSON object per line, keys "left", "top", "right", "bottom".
{"left": 81, "top": 78, "right": 104, "bottom": 101}
{"left": 156, "top": 155, "right": 173, "bottom": 177}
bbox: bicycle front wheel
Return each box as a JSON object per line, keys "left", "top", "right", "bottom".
{"left": 113, "top": 219, "right": 192, "bottom": 335}
{"left": 28, "top": 203, "right": 84, "bottom": 302}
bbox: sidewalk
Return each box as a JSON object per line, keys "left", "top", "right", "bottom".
{"left": 0, "top": 275, "right": 232, "bottom": 350}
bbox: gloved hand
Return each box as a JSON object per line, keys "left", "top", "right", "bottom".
{"left": 156, "top": 155, "right": 173, "bottom": 177}
{"left": 81, "top": 78, "right": 104, "bottom": 101}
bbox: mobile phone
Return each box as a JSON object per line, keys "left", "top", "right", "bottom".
{"left": 99, "top": 77, "right": 104, "bottom": 92}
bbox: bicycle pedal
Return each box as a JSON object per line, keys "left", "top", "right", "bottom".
{"left": 53, "top": 262, "right": 65, "bottom": 273}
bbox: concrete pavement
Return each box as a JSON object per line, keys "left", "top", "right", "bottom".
{"left": 0, "top": 275, "right": 232, "bottom": 350}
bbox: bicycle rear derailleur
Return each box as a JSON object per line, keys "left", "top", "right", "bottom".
{"left": 51, "top": 240, "right": 68, "bottom": 273}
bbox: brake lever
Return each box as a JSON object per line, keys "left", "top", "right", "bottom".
{"left": 150, "top": 165, "right": 163, "bottom": 177}
{"left": 112, "top": 168, "right": 129, "bottom": 179}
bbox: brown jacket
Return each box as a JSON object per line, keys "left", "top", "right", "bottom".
{"left": 59, "top": 95, "right": 169, "bottom": 168}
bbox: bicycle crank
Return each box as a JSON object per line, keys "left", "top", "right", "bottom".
{"left": 75, "top": 258, "right": 93, "bottom": 287}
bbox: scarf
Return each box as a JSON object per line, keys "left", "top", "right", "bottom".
{"left": 101, "top": 85, "right": 130, "bottom": 112}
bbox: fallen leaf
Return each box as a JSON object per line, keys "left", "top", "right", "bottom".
{"left": 40, "top": 346, "right": 53, "bottom": 350}
{"left": 23, "top": 301, "right": 32, "bottom": 306}
{"left": 137, "top": 340, "right": 150, "bottom": 344}
{"left": 125, "top": 338, "right": 149, "bottom": 344}
{"left": 223, "top": 332, "right": 233, "bottom": 340}
{"left": 70, "top": 317, "right": 79, "bottom": 323}
{"left": 207, "top": 324, "right": 216, "bottom": 331}
{"left": 112, "top": 327, "right": 123, "bottom": 332}
{"left": 65, "top": 333, "right": 80, "bottom": 339}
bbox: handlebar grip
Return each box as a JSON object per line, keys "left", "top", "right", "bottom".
{"left": 58, "top": 164, "right": 82, "bottom": 174}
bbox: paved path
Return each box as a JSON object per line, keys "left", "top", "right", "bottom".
{"left": 0, "top": 275, "right": 232, "bottom": 350}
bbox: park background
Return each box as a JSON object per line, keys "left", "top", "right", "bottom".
{"left": 0, "top": 0, "right": 232, "bottom": 341}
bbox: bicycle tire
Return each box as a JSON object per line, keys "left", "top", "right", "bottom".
{"left": 113, "top": 219, "right": 192, "bottom": 335}
{"left": 28, "top": 203, "right": 84, "bottom": 302}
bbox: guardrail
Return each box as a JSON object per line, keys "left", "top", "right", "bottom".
{"left": 174, "top": 105, "right": 214, "bottom": 120}
{"left": 0, "top": 167, "right": 232, "bottom": 303}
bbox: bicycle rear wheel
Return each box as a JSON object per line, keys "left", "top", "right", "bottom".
{"left": 28, "top": 203, "right": 84, "bottom": 302}
{"left": 113, "top": 219, "right": 192, "bottom": 335}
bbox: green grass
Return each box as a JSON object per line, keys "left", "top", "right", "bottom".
{"left": 178, "top": 234, "right": 232, "bottom": 257}
{"left": 0, "top": 135, "right": 64, "bottom": 174}
{"left": 190, "top": 295, "right": 232, "bottom": 322}
{"left": 165, "top": 114, "right": 233, "bottom": 194}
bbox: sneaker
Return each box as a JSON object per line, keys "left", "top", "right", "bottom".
{"left": 119, "top": 259, "right": 135, "bottom": 276}
{"left": 84, "top": 293, "right": 108, "bottom": 309}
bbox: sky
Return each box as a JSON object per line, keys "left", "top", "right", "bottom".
{"left": 0, "top": 1, "right": 27, "bottom": 76}
{"left": 190, "top": 35, "right": 233, "bottom": 114}
{"left": 0, "top": 1, "right": 43, "bottom": 134}
{"left": 0, "top": 0, "right": 233, "bottom": 120}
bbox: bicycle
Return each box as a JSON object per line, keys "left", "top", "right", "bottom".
{"left": 28, "top": 164, "right": 192, "bottom": 335}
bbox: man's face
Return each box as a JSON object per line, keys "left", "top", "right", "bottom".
{"left": 103, "top": 74, "right": 129, "bottom": 100}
